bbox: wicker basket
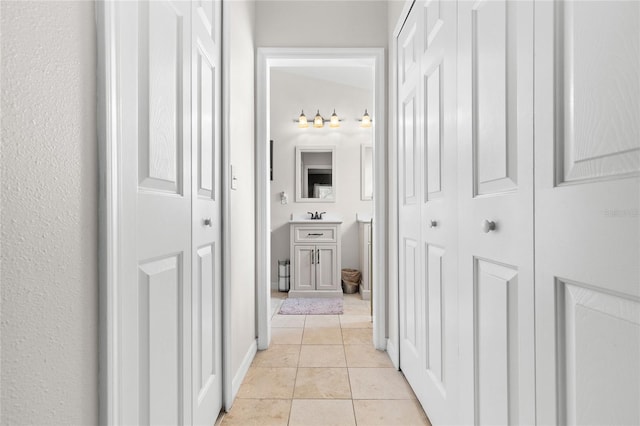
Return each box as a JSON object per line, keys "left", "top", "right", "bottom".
{"left": 342, "top": 280, "right": 359, "bottom": 294}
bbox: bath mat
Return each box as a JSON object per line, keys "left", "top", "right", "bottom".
{"left": 278, "top": 297, "right": 343, "bottom": 315}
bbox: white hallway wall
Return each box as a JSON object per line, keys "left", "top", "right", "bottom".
{"left": 1, "top": 1, "right": 98, "bottom": 424}
{"left": 226, "top": 0, "right": 258, "bottom": 396}
{"left": 270, "top": 70, "right": 373, "bottom": 284}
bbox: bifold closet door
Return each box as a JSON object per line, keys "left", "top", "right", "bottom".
{"left": 191, "top": 0, "right": 223, "bottom": 424}
{"left": 457, "top": 1, "right": 536, "bottom": 424}
{"left": 534, "top": 2, "right": 640, "bottom": 424}
{"left": 116, "top": 1, "right": 223, "bottom": 424}
{"left": 398, "top": 1, "right": 459, "bottom": 424}
{"left": 119, "top": 1, "right": 194, "bottom": 424}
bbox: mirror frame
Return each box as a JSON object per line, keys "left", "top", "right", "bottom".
{"left": 295, "top": 146, "right": 336, "bottom": 202}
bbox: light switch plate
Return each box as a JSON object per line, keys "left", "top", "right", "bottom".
{"left": 230, "top": 165, "right": 238, "bottom": 190}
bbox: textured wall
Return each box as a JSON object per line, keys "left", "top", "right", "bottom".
{"left": 0, "top": 1, "right": 98, "bottom": 424}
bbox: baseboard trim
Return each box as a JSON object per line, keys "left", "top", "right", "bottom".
{"left": 386, "top": 337, "right": 400, "bottom": 370}
{"left": 230, "top": 339, "right": 258, "bottom": 406}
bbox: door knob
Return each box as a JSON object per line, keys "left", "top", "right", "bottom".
{"left": 482, "top": 219, "right": 496, "bottom": 233}
{"left": 203, "top": 218, "right": 212, "bottom": 227}
{"left": 430, "top": 220, "right": 438, "bottom": 228}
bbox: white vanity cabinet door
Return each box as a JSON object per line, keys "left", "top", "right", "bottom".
{"left": 294, "top": 245, "right": 316, "bottom": 291}
{"left": 315, "top": 246, "right": 338, "bottom": 291}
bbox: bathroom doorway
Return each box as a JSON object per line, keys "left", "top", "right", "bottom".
{"left": 256, "top": 48, "right": 386, "bottom": 351}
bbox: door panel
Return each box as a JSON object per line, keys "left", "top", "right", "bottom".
{"left": 138, "top": 1, "right": 184, "bottom": 194}
{"left": 459, "top": 0, "right": 535, "bottom": 424}
{"left": 399, "top": 1, "right": 459, "bottom": 424}
{"left": 192, "top": 1, "right": 222, "bottom": 423}
{"left": 535, "top": 2, "right": 640, "bottom": 425}
{"left": 474, "top": 259, "right": 518, "bottom": 426}
{"left": 315, "top": 246, "right": 337, "bottom": 291}
{"left": 119, "top": 1, "right": 193, "bottom": 424}
{"left": 557, "top": 1, "right": 639, "bottom": 183}
{"left": 472, "top": 0, "right": 517, "bottom": 196}
{"left": 138, "top": 255, "right": 183, "bottom": 426}
{"left": 294, "top": 246, "right": 315, "bottom": 291}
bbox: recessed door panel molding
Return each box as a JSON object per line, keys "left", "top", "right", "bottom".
{"left": 425, "top": 62, "right": 443, "bottom": 201}
{"left": 424, "top": 0, "right": 443, "bottom": 49}
{"left": 401, "top": 22, "right": 418, "bottom": 85}
{"left": 138, "top": 1, "right": 184, "bottom": 194}
{"left": 555, "top": 280, "right": 640, "bottom": 426}
{"left": 474, "top": 258, "right": 519, "bottom": 426}
{"left": 472, "top": 0, "right": 518, "bottom": 196}
{"left": 138, "top": 254, "right": 183, "bottom": 426}
{"left": 403, "top": 238, "right": 420, "bottom": 352}
{"left": 425, "top": 244, "right": 444, "bottom": 386}
{"left": 196, "top": 0, "right": 215, "bottom": 37}
{"left": 555, "top": 1, "right": 640, "bottom": 185}
{"left": 403, "top": 95, "right": 418, "bottom": 204}
{"left": 196, "top": 44, "right": 216, "bottom": 199}
{"left": 195, "top": 244, "right": 215, "bottom": 400}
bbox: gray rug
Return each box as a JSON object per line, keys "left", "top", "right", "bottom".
{"left": 278, "top": 297, "right": 343, "bottom": 315}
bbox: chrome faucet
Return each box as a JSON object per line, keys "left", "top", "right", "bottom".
{"left": 307, "top": 211, "right": 326, "bottom": 220}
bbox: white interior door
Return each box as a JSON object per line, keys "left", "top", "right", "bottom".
{"left": 534, "top": 2, "right": 640, "bottom": 424}
{"left": 457, "top": 1, "right": 536, "bottom": 424}
{"left": 398, "top": 2, "right": 425, "bottom": 409}
{"left": 116, "top": 1, "right": 222, "bottom": 424}
{"left": 398, "top": 1, "right": 459, "bottom": 424}
{"left": 119, "top": 1, "right": 193, "bottom": 424}
{"left": 191, "top": 1, "right": 222, "bottom": 424}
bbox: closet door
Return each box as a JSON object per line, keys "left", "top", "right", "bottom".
{"left": 191, "top": 0, "right": 222, "bottom": 424}
{"left": 457, "top": 1, "right": 535, "bottom": 424}
{"left": 118, "top": 1, "right": 194, "bottom": 424}
{"left": 398, "top": 3, "right": 425, "bottom": 403}
{"left": 398, "top": 1, "right": 459, "bottom": 424}
{"left": 534, "top": 2, "right": 640, "bottom": 425}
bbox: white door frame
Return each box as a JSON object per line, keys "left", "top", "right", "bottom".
{"left": 96, "top": 1, "right": 232, "bottom": 423}
{"left": 256, "top": 48, "right": 386, "bottom": 350}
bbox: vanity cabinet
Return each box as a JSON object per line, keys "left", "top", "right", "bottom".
{"left": 358, "top": 220, "right": 372, "bottom": 300}
{"left": 289, "top": 222, "right": 342, "bottom": 298}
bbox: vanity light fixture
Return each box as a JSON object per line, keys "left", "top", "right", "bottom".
{"left": 329, "top": 109, "right": 340, "bottom": 128}
{"left": 293, "top": 109, "right": 343, "bottom": 128}
{"left": 298, "top": 110, "right": 309, "bottom": 128}
{"left": 313, "top": 110, "right": 325, "bottom": 128}
{"left": 359, "top": 109, "right": 372, "bottom": 128}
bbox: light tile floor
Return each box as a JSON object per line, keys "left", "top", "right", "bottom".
{"left": 219, "top": 293, "right": 431, "bottom": 426}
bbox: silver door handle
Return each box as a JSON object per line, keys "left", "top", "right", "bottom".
{"left": 482, "top": 219, "right": 496, "bottom": 233}
{"left": 203, "top": 218, "right": 212, "bottom": 227}
{"left": 430, "top": 220, "right": 438, "bottom": 228}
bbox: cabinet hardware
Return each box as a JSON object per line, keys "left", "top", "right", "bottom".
{"left": 307, "top": 233, "right": 323, "bottom": 236}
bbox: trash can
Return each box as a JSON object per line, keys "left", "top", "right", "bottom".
{"left": 278, "top": 260, "right": 290, "bottom": 292}
{"left": 341, "top": 268, "right": 361, "bottom": 294}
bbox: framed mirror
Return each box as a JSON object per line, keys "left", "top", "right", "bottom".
{"left": 295, "top": 146, "right": 336, "bottom": 202}
{"left": 361, "top": 144, "right": 373, "bottom": 200}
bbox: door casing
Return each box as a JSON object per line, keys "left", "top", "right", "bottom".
{"left": 255, "top": 48, "right": 387, "bottom": 350}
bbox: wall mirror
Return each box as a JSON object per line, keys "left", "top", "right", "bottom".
{"left": 361, "top": 144, "right": 373, "bottom": 200}
{"left": 296, "top": 146, "right": 336, "bottom": 202}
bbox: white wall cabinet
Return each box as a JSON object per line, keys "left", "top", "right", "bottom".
{"left": 289, "top": 222, "right": 342, "bottom": 297}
